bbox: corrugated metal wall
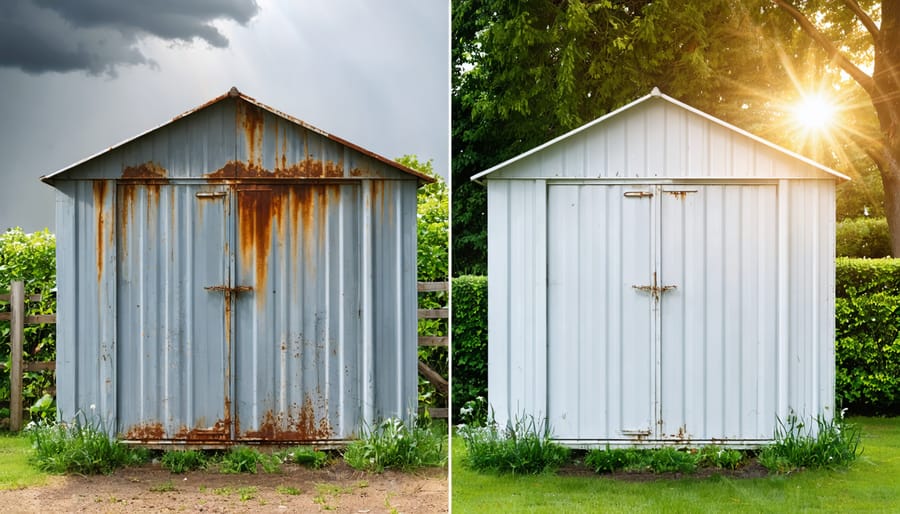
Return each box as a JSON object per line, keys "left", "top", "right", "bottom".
{"left": 51, "top": 95, "right": 419, "bottom": 444}
{"left": 486, "top": 96, "right": 838, "bottom": 447}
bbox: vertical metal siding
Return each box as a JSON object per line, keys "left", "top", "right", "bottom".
{"left": 491, "top": 178, "right": 834, "bottom": 446}
{"left": 232, "top": 184, "right": 363, "bottom": 441}
{"left": 371, "top": 180, "right": 419, "bottom": 422}
{"left": 116, "top": 183, "right": 230, "bottom": 440}
{"left": 486, "top": 97, "right": 838, "bottom": 447}
{"left": 491, "top": 100, "right": 820, "bottom": 180}
{"left": 54, "top": 95, "right": 420, "bottom": 444}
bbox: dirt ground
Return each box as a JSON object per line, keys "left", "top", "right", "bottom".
{"left": 0, "top": 460, "right": 448, "bottom": 513}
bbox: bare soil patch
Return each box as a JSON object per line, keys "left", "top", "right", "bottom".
{"left": 557, "top": 458, "right": 770, "bottom": 481}
{"left": 0, "top": 460, "right": 447, "bottom": 513}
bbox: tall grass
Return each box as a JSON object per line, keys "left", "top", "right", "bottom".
{"left": 343, "top": 417, "right": 447, "bottom": 472}
{"left": 458, "top": 415, "right": 570, "bottom": 474}
{"left": 27, "top": 412, "right": 148, "bottom": 474}
{"left": 759, "top": 412, "right": 861, "bottom": 473}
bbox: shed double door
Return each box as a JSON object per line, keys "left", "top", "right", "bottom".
{"left": 116, "top": 183, "right": 360, "bottom": 442}
{"left": 546, "top": 183, "right": 778, "bottom": 443}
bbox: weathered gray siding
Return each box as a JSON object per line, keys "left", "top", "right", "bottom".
{"left": 49, "top": 91, "right": 423, "bottom": 444}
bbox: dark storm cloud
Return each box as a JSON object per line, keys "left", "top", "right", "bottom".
{"left": 0, "top": 0, "right": 259, "bottom": 75}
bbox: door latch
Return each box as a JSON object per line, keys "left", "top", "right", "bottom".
{"left": 204, "top": 285, "right": 253, "bottom": 294}
{"left": 632, "top": 272, "right": 676, "bottom": 301}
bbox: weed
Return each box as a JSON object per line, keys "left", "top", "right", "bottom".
{"left": 26, "top": 412, "right": 149, "bottom": 475}
{"left": 276, "top": 485, "right": 302, "bottom": 495}
{"left": 458, "top": 396, "right": 488, "bottom": 427}
{"left": 219, "top": 446, "right": 260, "bottom": 474}
{"left": 759, "top": 412, "right": 861, "bottom": 473}
{"left": 149, "top": 480, "right": 176, "bottom": 492}
{"left": 237, "top": 486, "right": 257, "bottom": 501}
{"left": 289, "top": 446, "right": 330, "bottom": 469}
{"left": 258, "top": 453, "right": 282, "bottom": 474}
{"left": 584, "top": 447, "right": 643, "bottom": 473}
{"left": 313, "top": 483, "right": 351, "bottom": 511}
{"left": 344, "top": 417, "right": 447, "bottom": 472}
{"left": 696, "top": 445, "right": 745, "bottom": 470}
{"left": 160, "top": 450, "right": 207, "bottom": 473}
{"left": 647, "top": 447, "right": 698, "bottom": 473}
{"left": 213, "top": 487, "right": 233, "bottom": 495}
{"left": 458, "top": 414, "right": 570, "bottom": 474}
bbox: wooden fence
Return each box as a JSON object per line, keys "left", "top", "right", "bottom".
{"left": 1, "top": 280, "right": 449, "bottom": 430}
{"left": 417, "top": 281, "right": 449, "bottom": 419}
{"left": 0, "top": 281, "right": 56, "bottom": 431}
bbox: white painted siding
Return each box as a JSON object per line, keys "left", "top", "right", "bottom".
{"left": 484, "top": 91, "right": 839, "bottom": 447}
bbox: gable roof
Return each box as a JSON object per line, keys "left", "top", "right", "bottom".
{"left": 42, "top": 87, "right": 434, "bottom": 184}
{"left": 471, "top": 87, "right": 849, "bottom": 182}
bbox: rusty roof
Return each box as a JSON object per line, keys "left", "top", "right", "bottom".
{"left": 41, "top": 86, "right": 435, "bottom": 184}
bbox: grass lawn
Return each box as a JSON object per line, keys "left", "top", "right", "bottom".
{"left": 0, "top": 431, "right": 49, "bottom": 490}
{"left": 451, "top": 417, "right": 900, "bottom": 513}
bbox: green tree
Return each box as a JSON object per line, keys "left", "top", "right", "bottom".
{"left": 396, "top": 155, "right": 449, "bottom": 411}
{"left": 772, "top": 0, "right": 900, "bottom": 253}
{"left": 397, "top": 155, "right": 448, "bottom": 282}
{"left": 452, "top": 0, "right": 891, "bottom": 270}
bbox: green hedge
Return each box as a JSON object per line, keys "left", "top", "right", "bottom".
{"left": 835, "top": 257, "right": 900, "bottom": 297}
{"left": 451, "top": 276, "right": 487, "bottom": 420}
{"left": 836, "top": 217, "right": 891, "bottom": 258}
{"left": 835, "top": 258, "right": 900, "bottom": 415}
{"left": 1, "top": 228, "right": 57, "bottom": 423}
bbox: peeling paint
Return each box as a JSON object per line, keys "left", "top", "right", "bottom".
{"left": 122, "top": 161, "right": 168, "bottom": 179}
{"left": 124, "top": 422, "right": 165, "bottom": 441}
{"left": 240, "top": 397, "right": 332, "bottom": 441}
{"left": 205, "top": 159, "right": 344, "bottom": 179}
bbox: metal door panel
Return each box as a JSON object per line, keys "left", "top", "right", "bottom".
{"left": 116, "top": 184, "right": 230, "bottom": 441}
{"left": 658, "top": 185, "right": 778, "bottom": 441}
{"left": 233, "top": 184, "right": 361, "bottom": 441}
{"left": 547, "top": 184, "right": 654, "bottom": 440}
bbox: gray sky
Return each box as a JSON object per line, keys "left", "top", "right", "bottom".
{"left": 0, "top": 0, "right": 449, "bottom": 232}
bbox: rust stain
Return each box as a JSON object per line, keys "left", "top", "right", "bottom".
{"left": 93, "top": 181, "right": 108, "bottom": 285}
{"left": 664, "top": 190, "right": 697, "bottom": 201}
{"left": 237, "top": 188, "right": 276, "bottom": 307}
{"left": 241, "top": 102, "right": 265, "bottom": 169}
{"left": 205, "top": 159, "right": 344, "bottom": 180}
{"left": 117, "top": 184, "right": 136, "bottom": 259}
{"left": 173, "top": 419, "right": 230, "bottom": 442}
{"left": 124, "top": 422, "right": 166, "bottom": 441}
{"left": 240, "top": 396, "right": 332, "bottom": 441}
{"left": 121, "top": 161, "right": 168, "bottom": 179}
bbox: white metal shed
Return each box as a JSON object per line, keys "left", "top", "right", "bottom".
{"left": 473, "top": 88, "right": 848, "bottom": 447}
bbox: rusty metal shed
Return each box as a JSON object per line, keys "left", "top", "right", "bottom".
{"left": 43, "top": 87, "right": 431, "bottom": 445}
{"left": 473, "top": 88, "right": 847, "bottom": 448}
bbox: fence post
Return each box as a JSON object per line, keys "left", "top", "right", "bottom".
{"left": 10, "top": 280, "right": 24, "bottom": 431}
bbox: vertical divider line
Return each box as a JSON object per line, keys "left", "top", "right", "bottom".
{"left": 652, "top": 185, "right": 662, "bottom": 438}
{"left": 361, "top": 180, "right": 375, "bottom": 425}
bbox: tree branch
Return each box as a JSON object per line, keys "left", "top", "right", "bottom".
{"left": 842, "top": 0, "right": 880, "bottom": 41}
{"left": 772, "top": 0, "right": 874, "bottom": 94}
{"left": 844, "top": 128, "right": 888, "bottom": 172}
